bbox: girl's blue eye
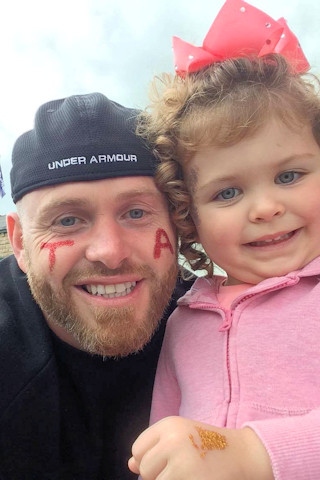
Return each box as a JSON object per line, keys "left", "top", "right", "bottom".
{"left": 276, "top": 171, "right": 300, "bottom": 184}
{"left": 129, "top": 209, "right": 144, "bottom": 219}
{"left": 216, "top": 187, "right": 240, "bottom": 201}
{"left": 60, "top": 216, "right": 76, "bottom": 227}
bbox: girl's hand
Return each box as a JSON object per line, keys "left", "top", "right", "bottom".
{"left": 128, "top": 416, "right": 273, "bottom": 480}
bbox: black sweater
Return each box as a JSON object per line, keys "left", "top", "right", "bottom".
{"left": 0, "top": 255, "right": 192, "bottom": 480}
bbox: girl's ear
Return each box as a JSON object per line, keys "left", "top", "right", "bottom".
{"left": 6, "top": 212, "right": 27, "bottom": 273}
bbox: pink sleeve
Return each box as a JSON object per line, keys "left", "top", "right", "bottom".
{"left": 244, "top": 408, "right": 320, "bottom": 479}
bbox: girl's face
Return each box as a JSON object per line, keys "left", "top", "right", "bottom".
{"left": 185, "top": 117, "right": 320, "bottom": 285}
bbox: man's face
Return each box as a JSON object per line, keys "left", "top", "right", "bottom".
{"left": 13, "top": 176, "right": 178, "bottom": 357}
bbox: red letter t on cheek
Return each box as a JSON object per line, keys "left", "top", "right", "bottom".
{"left": 40, "top": 240, "right": 75, "bottom": 272}
{"left": 153, "top": 228, "right": 174, "bottom": 259}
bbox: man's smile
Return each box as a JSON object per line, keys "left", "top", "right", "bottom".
{"left": 84, "top": 281, "right": 137, "bottom": 298}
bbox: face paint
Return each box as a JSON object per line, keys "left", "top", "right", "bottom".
{"left": 40, "top": 240, "right": 75, "bottom": 271}
{"left": 189, "top": 426, "right": 228, "bottom": 458}
{"left": 153, "top": 228, "right": 174, "bottom": 259}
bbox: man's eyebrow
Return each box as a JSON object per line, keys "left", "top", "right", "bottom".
{"left": 114, "top": 188, "right": 161, "bottom": 201}
{"left": 37, "top": 198, "right": 91, "bottom": 221}
{"left": 37, "top": 189, "right": 161, "bottom": 219}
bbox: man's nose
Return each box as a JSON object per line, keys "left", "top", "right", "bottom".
{"left": 85, "top": 219, "right": 131, "bottom": 269}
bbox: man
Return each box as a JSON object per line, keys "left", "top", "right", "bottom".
{"left": 0, "top": 93, "right": 192, "bottom": 479}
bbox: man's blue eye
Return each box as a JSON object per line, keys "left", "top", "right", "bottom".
{"left": 129, "top": 209, "right": 144, "bottom": 219}
{"left": 60, "top": 217, "right": 76, "bottom": 226}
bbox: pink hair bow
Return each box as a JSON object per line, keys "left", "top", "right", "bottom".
{"left": 173, "top": 0, "right": 309, "bottom": 77}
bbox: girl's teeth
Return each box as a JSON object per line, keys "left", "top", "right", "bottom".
{"left": 251, "top": 232, "right": 292, "bottom": 246}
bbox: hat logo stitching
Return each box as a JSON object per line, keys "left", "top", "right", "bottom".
{"left": 47, "top": 154, "right": 138, "bottom": 170}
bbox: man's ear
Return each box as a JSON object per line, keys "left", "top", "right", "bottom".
{"left": 6, "top": 212, "right": 27, "bottom": 273}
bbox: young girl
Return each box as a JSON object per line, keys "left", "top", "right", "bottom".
{"left": 128, "top": 1, "right": 320, "bottom": 479}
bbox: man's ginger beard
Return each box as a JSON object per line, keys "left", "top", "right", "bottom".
{"left": 25, "top": 253, "right": 178, "bottom": 357}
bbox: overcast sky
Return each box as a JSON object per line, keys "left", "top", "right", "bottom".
{"left": 1, "top": 0, "right": 320, "bottom": 214}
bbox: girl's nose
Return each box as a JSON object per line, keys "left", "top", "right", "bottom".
{"left": 248, "top": 196, "right": 285, "bottom": 223}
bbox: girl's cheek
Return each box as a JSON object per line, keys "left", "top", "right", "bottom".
{"left": 41, "top": 240, "right": 75, "bottom": 272}
{"left": 153, "top": 228, "right": 174, "bottom": 259}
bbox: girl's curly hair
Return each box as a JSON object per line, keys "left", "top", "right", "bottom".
{"left": 138, "top": 54, "right": 320, "bottom": 277}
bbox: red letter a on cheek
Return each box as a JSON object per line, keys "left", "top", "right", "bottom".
{"left": 153, "top": 228, "right": 174, "bottom": 259}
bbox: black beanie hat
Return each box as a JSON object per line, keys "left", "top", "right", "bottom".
{"left": 10, "top": 92, "right": 158, "bottom": 203}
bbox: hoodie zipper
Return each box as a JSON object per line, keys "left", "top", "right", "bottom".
{"left": 188, "top": 276, "right": 300, "bottom": 424}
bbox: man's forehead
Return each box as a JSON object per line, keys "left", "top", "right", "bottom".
{"left": 21, "top": 176, "right": 163, "bottom": 211}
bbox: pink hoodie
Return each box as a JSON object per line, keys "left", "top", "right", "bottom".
{"left": 150, "top": 256, "right": 320, "bottom": 479}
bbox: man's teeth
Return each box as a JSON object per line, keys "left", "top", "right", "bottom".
{"left": 85, "top": 281, "right": 136, "bottom": 298}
